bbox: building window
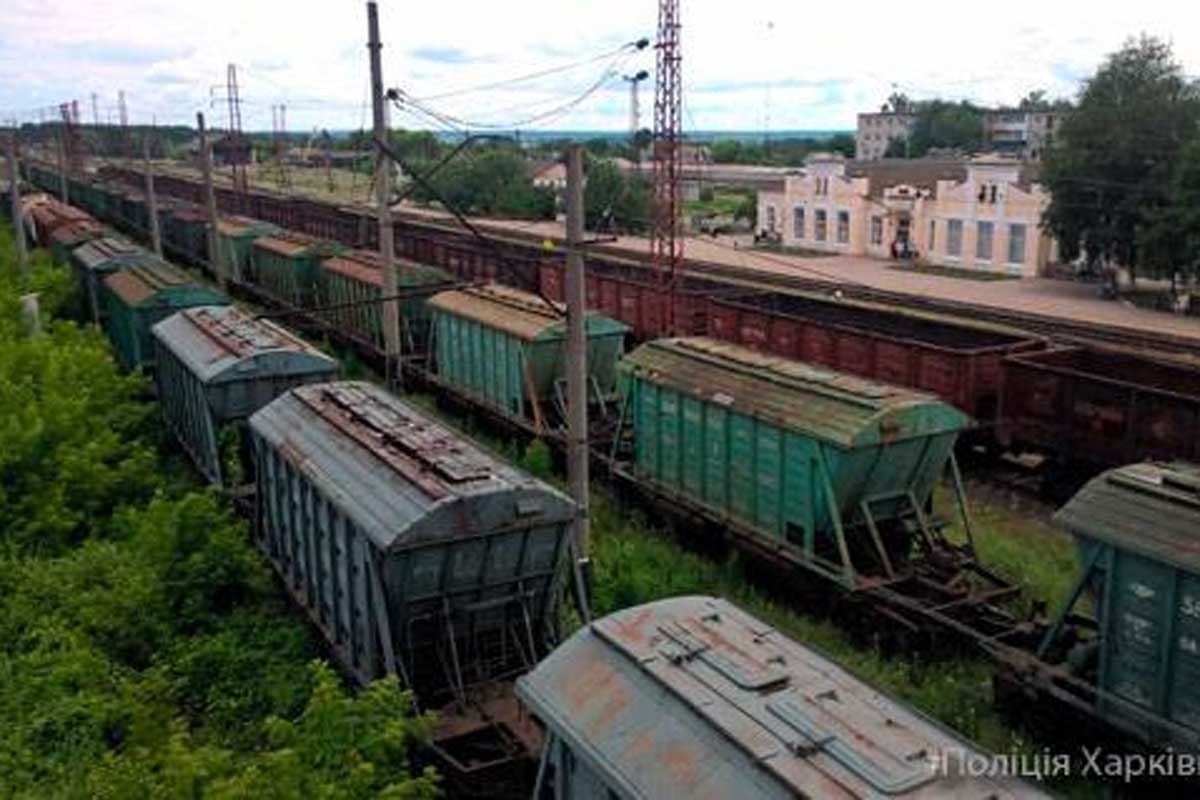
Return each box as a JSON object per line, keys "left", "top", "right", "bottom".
{"left": 976, "top": 221, "right": 994, "bottom": 261}
{"left": 815, "top": 209, "right": 827, "bottom": 242}
{"left": 870, "top": 215, "right": 883, "bottom": 246}
{"left": 928, "top": 220, "right": 936, "bottom": 253}
{"left": 947, "top": 220, "right": 963, "bottom": 257}
{"left": 793, "top": 206, "right": 805, "bottom": 239}
{"left": 1008, "top": 223, "right": 1027, "bottom": 264}
{"left": 837, "top": 211, "right": 850, "bottom": 244}
{"left": 766, "top": 205, "right": 777, "bottom": 233}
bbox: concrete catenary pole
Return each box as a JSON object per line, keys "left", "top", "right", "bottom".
{"left": 564, "top": 144, "right": 592, "bottom": 620}
{"left": 367, "top": 1, "right": 401, "bottom": 384}
{"left": 7, "top": 128, "right": 27, "bottom": 275}
{"left": 197, "top": 112, "right": 225, "bottom": 289}
{"left": 56, "top": 131, "right": 68, "bottom": 204}
{"left": 142, "top": 133, "right": 162, "bottom": 258}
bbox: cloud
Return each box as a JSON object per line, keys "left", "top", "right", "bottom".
{"left": 1, "top": 0, "right": 1199, "bottom": 132}
{"left": 409, "top": 46, "right": 479, "bottom": 65}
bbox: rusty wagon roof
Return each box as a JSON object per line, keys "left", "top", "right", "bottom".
{"left": 517, "top": 596, "right": 1044, "bottom": 800}
{"left": 71, "top": 237, "right": 153, "bottom": 273}
{"left": 101, "top": 260, "right": 225, "bottom": 307}
{"left": 1055, "top": 462, "right": 1200, "bottom": 573}
{"left": 428, "top": 283, "right": 629, "bottom": 342}
{"left": 216, "top": 216, "right": 278, "bottom": 238}
{"left": 151, "top": 305, "right": 337, "bottom": 385}
{"left": 248, "top": 381, "right": 575, "bottom": 551}
{"left": 621, "top": 337, "right": 967, "bottom": 448}
{"left": 322, "top": 251, "right": 451, "bottom": 288}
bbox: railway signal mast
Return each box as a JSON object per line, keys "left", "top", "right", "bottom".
{"left": 650, "top": 0, "right": 683, "bottom": 336}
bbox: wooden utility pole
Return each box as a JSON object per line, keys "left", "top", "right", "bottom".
{"left": 197, "top": 112, "right": 225, "bottom": 288}
{"left": 142, "top": 133, "right": 162, "bottom": 257}
{"left": 367, "top": 0, "right": 401, "bottom": 383}
{"left": 7, "top": 129, "right": 27, "bottom": 275}
{"left": 564, "top": 144, "right": 592, "bottom": 621}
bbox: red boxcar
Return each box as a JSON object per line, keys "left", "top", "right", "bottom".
{"left": 1000, "top": 346, "right": 1200, "bottom": 467}
{"left": 539, "top": 259, "right": 729, "bottom": 340}
{"left": 707, "top": 291, "right": 1044, "bottom": 423}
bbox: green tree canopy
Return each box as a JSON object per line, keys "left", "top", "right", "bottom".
{"left": 1137, "top": 136, "right": 1200, "bottom": 286}
{"left": 585, "top": 158, "right": 650, "bottom": 234}
{"left": 906, "top": 100, "right": 985, "bottom": 157}
{"left": 1041, "top": 36, "right": 1200, "bottom": 277}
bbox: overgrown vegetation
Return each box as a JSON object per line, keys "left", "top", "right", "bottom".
{"left": 0, "top": 225, "right": 440, "bottom": 798}
{"left": 1043, "top": 36, "right": 1200, "bottom": 287}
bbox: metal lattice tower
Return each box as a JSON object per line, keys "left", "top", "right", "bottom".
{"left": 59, "top": 102, "right": 85, "bottom": 173}
{"left": 226, "top": 63, "right": 248, "bottom": 193}
{"left": 650, "top": 0, "right": 682, "bottom": 336}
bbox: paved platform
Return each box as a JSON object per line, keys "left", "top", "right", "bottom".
{"left": 397, "top": 205, "right": 1200, "bottom": 344}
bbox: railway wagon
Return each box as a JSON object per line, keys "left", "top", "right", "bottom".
{"left": 248, "top": 381, "right": 575, "bottom": 784}
{"left": 160, "top": 204, "right": 210, "bottom": 265}
{"left": 20, "top": 195, "right": 93, "bottom": 248}
{"left": 1000, "top": 347, "right": 1200, "bottom": 470}
{"left": 70, "top": 236, "right": 160, "bottom": 323}
{"left": 215, "top": 217, "right": 278, "bottom": 283}
{"left": 614, "top": 337, "right": 1020, "bottom": 628}
{"left": 111, "top": 187, "right": 151, "bottom": 238}
{"left": 538, "top": 258, "right": 731, "bottom": 340}
{"left": 47, "top": 218, "right": 105, "bottom": 263}
{"left": 518, "top": 596, "right": 1046, "bottom": 799}
{"left": 1005, "top": 462, "right": 1200, "bottom": 752}
{"left": 317, "top": 250, "right": 454, "bottom": 355}
{"left": 151, "top": 305, "right": 338, "bottom": 486}
{"left": 428, "top": 284, "right": 630, "bottom": 432}
{"left": 708, "top": 291, "right": 1044, "bottom": 422}
{"left": 100, "top": 260, "right": 228, "bottom": 371}
{"left": 249, "top": 231, "right": 342, "bottom": 308}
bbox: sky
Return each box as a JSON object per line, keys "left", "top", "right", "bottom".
{"left": 2, "top": 0, "right": 1200, "bottom": 134}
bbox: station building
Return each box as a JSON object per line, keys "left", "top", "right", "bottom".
{"left": 757, "top": 153, "right": 1058, "bottom": 278}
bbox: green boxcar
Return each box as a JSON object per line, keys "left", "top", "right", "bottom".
{"left": 161, "top": 204, "right": 210, "bottom": 265}
{"left": 618, "top": 337, "right": 970, "bottom": 587}
{"left": 1036, "top": 462, "right": 1200, "bottom": 750}
{"left": 318, "top": 251, "right": 453, "bottom": 354}
{"left": 100, "top": 259, "right": 228, "bottom": 371}
{"left": 248, "top": 233, "right": 339, "bottom": 307}
{"left": 428, "top": 284, "right": 629, "bottom": 430}
{"left": 215, "top": 217, "right": 278, "bottom": 283}
{"left": 70, "top": 237, "right": 159, "bottom": 323}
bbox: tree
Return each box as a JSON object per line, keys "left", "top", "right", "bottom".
{"left": 1042, "top": 36, "right": 1200, "bottom": 283}
{"left": 883, "top": 136, "right": 909, "bottom": 159}
{"left": 1137, "top": 137, "right": 1200, "bottom": 289}
{"left": 906, "top": 100, "right": 985, "bottom": 157}
{"left": 585, "top": 159, "right": 650, "bottom": 233}
{"left": 885, "top": 92, "right": 913, "bottom": 114}
{"left": 826, "top": 133, "right": 856, "bottom": 159}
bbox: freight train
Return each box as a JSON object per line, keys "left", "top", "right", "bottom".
{"left": 83, "top": 161, "right": 1200, "bottom": 482}
{"left": 14, "top": 172, "right": 1200, "bottom": 784}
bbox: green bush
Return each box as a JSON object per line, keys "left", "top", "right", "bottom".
{"left": 0, "top": 227, "right": 440, "bottom": 797}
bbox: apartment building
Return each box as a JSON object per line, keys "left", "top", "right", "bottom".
{"left": 757, "top": 153, "right": 1055, "bottom": 277}
{"left": 982, "top": 110, "right": 1065, "bottom": 161}
{"left": 855, "top": 112, "right": 916, "bottom": 161}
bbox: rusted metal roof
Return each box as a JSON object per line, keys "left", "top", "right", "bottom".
{"left": 322, "top": 251, "right": 449, "bottom": 289}
{"left": 428, "top": 283, "right": 628, "bottom": 342}
{"left": 216, "top": 216, "right": 276, "bottom": 238}
{"left": 101, "top": 260, "right": 209, "bottom": 306}
{"left": 518, "top": 596, "right": 1043, "bottom": 799}
{"left": 151, "top": 305, "right": 337, "bottom": 384}
{"left": 621, "top": 337, "right": 967, "bottom": 448}
{"left": 72, "top": 237, "right": 148, "bottom": 273}
{"left": 253, "top": 235, "right": 312, "bottom": 258}
{"left": 1055, "top": 462, "right": 1200, "bottom": 573}
{"left": 249, "top": 381, "right": 575, "bottom": 551}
